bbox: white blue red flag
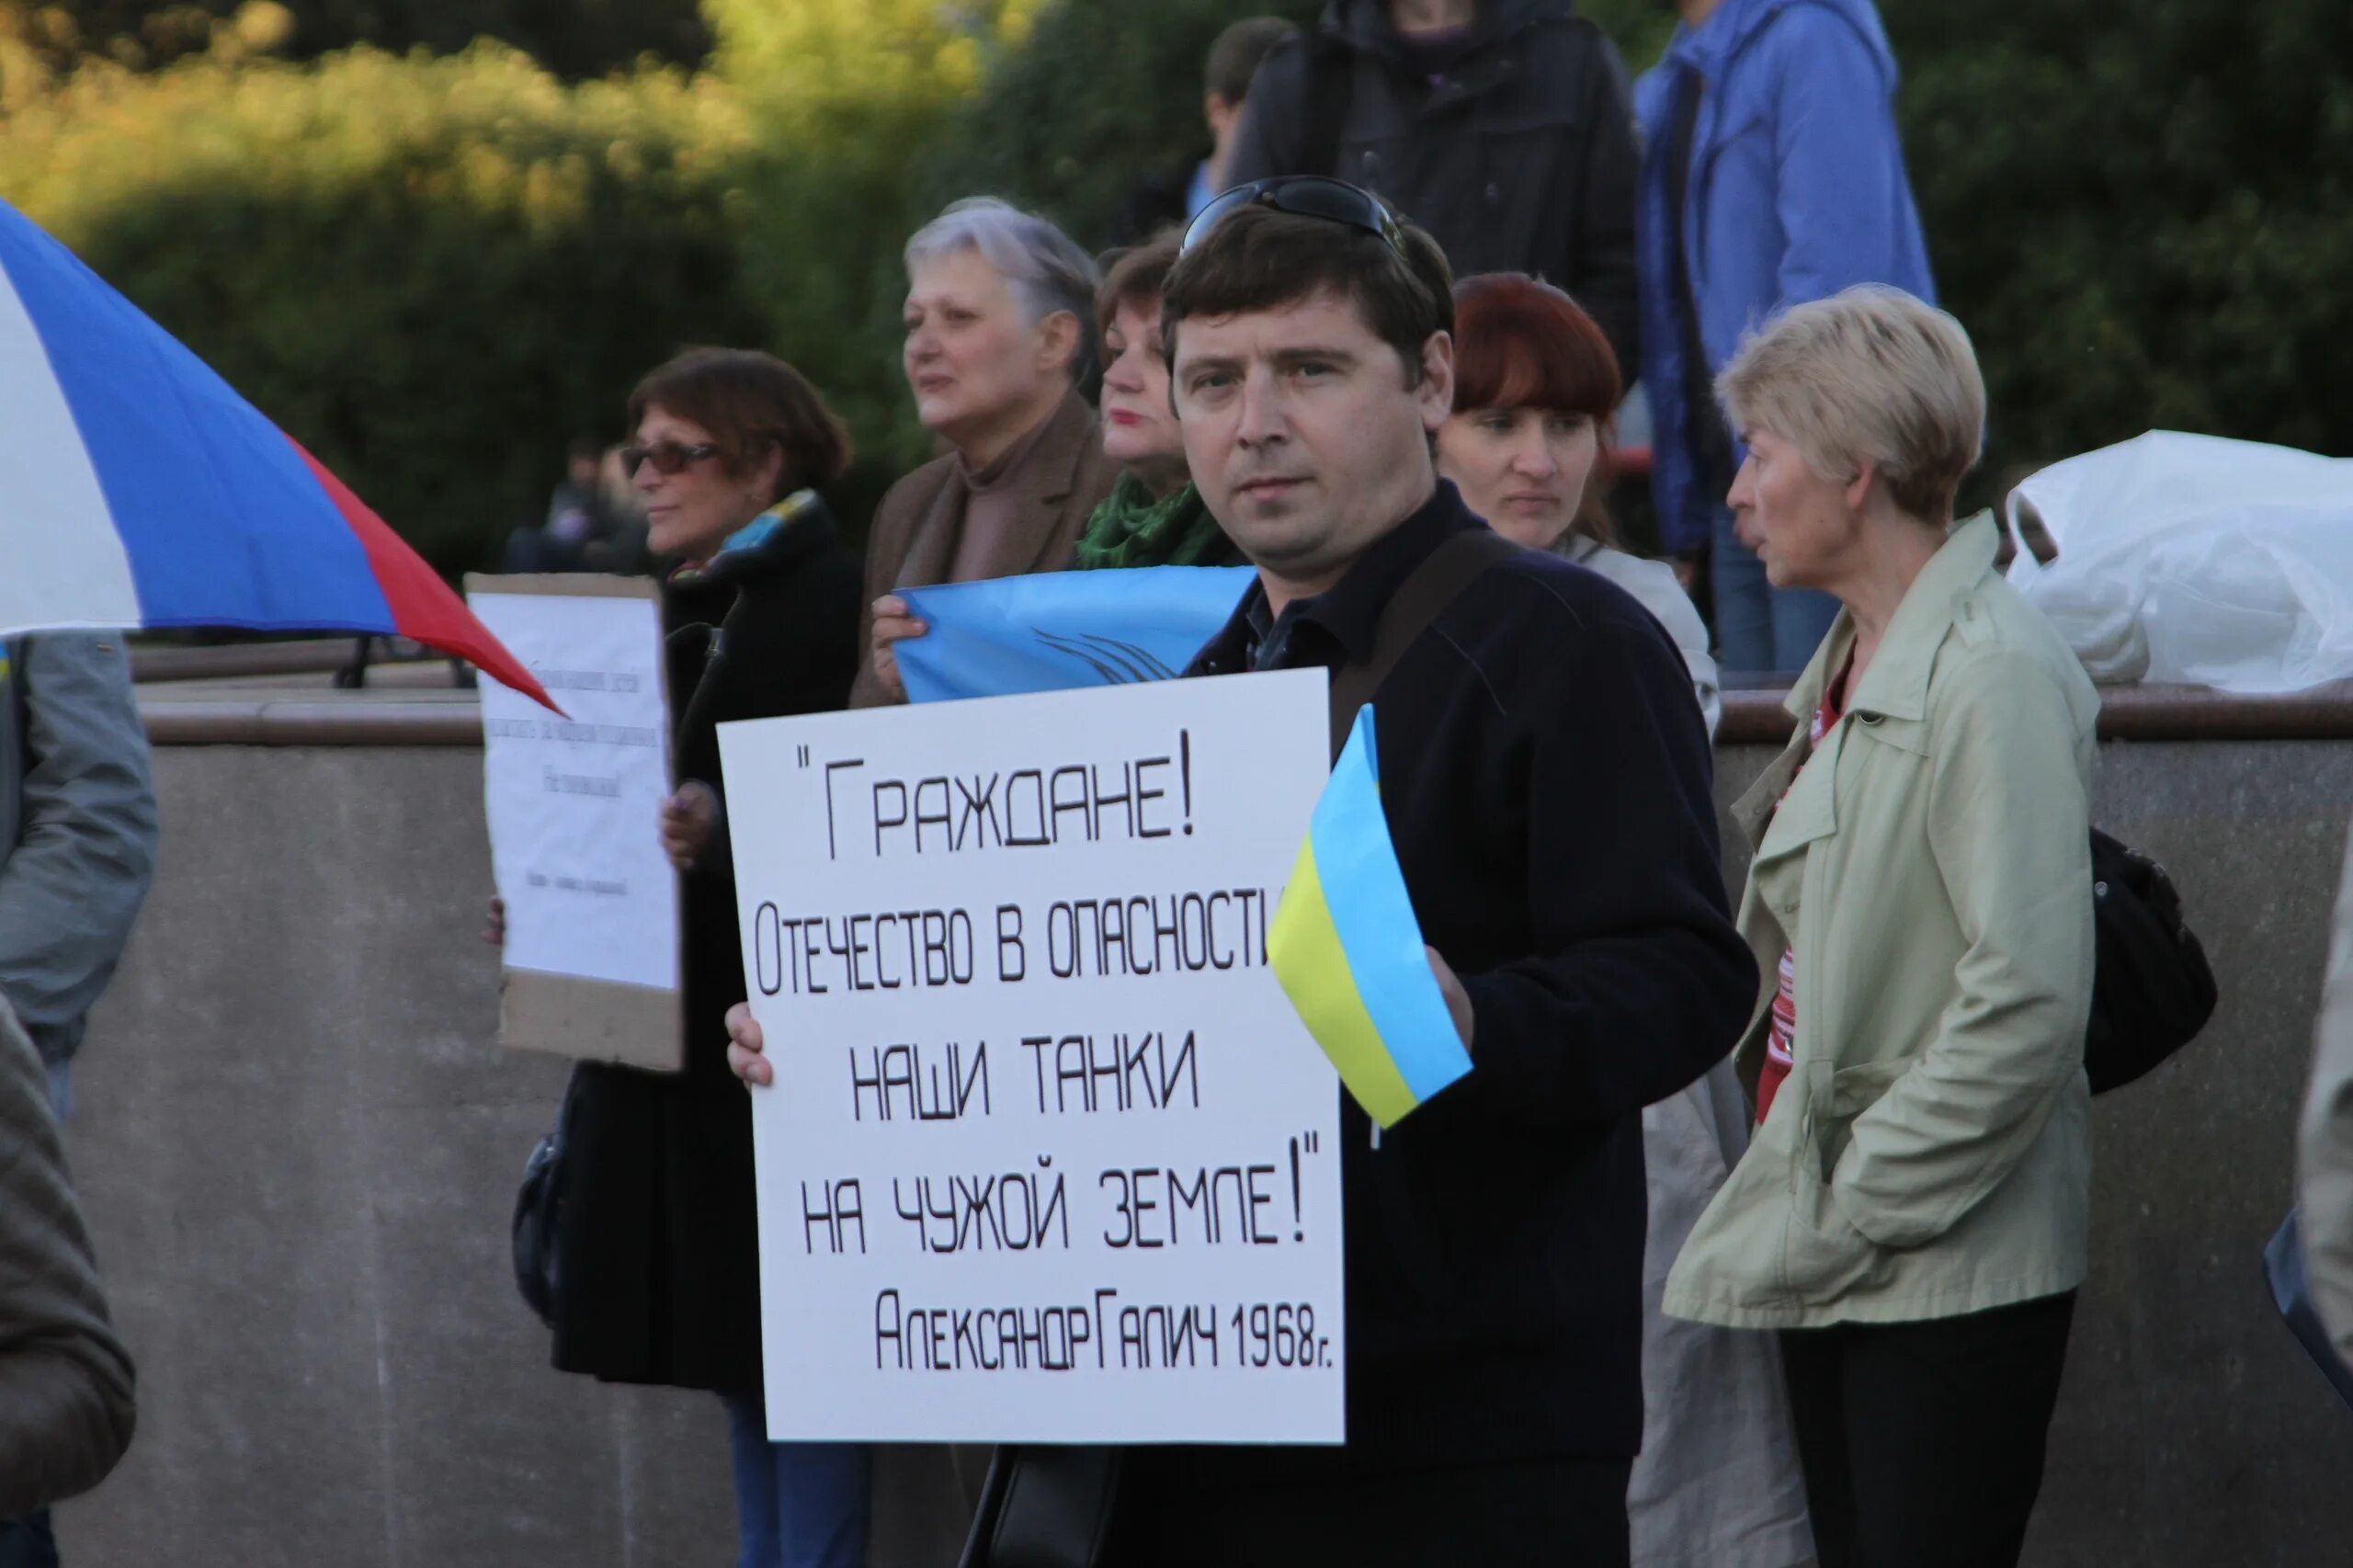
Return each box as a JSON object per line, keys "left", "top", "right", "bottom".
{"left": 0, "top": 199, "right": 549, "bottom": 706}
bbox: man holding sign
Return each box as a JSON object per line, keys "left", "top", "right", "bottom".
{"left": 731, "top": 185, "right": 1753, "bottom": 1563}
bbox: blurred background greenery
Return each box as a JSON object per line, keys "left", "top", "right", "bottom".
{"left": 2, "top": 0, "right": 2345, "bottom": 570}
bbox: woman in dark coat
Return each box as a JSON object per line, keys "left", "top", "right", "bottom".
{"left": 548, "top": 347, "right": 866, "bottom": 1568}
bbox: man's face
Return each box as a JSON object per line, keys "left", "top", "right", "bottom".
{"left": 1172, "top": 290, "right": 1452, "bottom": 592}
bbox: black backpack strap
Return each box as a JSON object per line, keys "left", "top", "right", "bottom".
{"left": 1326, "top": 528, "right": 1521, "bottom": 761}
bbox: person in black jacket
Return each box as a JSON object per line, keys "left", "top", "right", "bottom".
{"left": 728, "top": 183, "right": 1753, "bottom": 1564}
{"left": 1224, "top": 0, "right": 1642, "bottom": 373}
{"left": 541, "top": 348, "right": 869, "bottom": 1568}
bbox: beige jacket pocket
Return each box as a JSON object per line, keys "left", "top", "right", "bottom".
{"left": 1779, "top": 1163, "right": 1887, "bottom": 1302}
{"left": 1814, "top": 1059, "right": 1911, "bottom": 1185}
{"left": 1779, "top": 1060, "right": 1911, "bottom": 1301}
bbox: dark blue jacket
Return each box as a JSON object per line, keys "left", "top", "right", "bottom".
{"left": 1635, "top": 0, "right": 1935, "bottom": 553}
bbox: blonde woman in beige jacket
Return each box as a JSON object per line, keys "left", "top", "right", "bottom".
{"left": 1662, "top": 286, "right": 2098, "bottom": 1568}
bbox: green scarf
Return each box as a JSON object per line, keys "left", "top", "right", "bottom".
{"left": 1072, "top": 472, "right": 1232, "bottom": 571}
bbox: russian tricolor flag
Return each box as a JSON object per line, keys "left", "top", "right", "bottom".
{"left": 0, "top": 199, "right": 550, "bottom": 707}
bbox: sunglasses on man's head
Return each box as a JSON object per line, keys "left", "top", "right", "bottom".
{"left": 1180, "top": 176, "right": 1408, "bottom": 260}
{"left": 620, "top": 440, "right": 719, "bottom": 476}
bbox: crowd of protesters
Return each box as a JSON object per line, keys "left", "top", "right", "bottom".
{"left": 4, "top": 3, "right": 2340, "bottom": 1568}
{"left": 496, "top": 4, "right": 2109, "bottom": 1565}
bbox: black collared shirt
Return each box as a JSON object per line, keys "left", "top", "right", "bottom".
{"left": 1238, "top": 591, "right": 1322, "bottom": 676}
{"left": 1196, "top": 476, "right": 1512, "bottom": 678}
{"left": 1178, "top": 481, "right": 1756, "bottom": 1471}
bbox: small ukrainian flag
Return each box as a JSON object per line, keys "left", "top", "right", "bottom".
{"left": 1268, "top": 706, "right": 1473, "bottom": 1128}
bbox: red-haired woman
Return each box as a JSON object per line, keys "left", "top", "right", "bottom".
{"left": 1439, "top": 274, "right": 1806, "bottom": 1568}
{"left": 1438, "top": 272, "right": 1718, "bottom": 732}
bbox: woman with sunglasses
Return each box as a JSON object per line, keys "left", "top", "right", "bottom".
{"left": 520, "top": 348, "right": 870, "bottom": 1568}
{"left": 1436, "top": 274, "right": 1809, "bottom": 1568}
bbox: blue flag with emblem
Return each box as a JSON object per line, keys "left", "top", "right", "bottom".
{"left": 893, "top": 566, "right": 1256, "bottom": 703}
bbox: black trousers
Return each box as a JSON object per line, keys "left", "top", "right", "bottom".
{"left": 1780, "top": 1291, "right": 2077, "bottom": 1568}
{"left": 1102, "top": 1452, "right": 1634, "bottom": 1568}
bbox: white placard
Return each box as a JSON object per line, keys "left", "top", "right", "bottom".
{"left": 472, "top": 585, "right": 677, "bottom": 993}
{"left": 721, "top": 670, "right": 1344, "bottom": 1445}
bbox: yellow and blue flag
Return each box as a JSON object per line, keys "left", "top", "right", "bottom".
{"left": 892, "top": 574, "right": 1466, "bottom": 1125}
{"left": 1268, "top": 707, "right": 1472, "bottom": 1128}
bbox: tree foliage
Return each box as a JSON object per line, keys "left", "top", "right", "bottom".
{"left": 0, "top": 37, "right": 762, "bottom": 570}
{"left": 918, "top": 0, "right": 1317, "bottom": 253}
{"left": 1885, "top": 0, "right": 2353, "bottom": 472}
{"left": 705, "top": 0, "right": 1047, "bottom": 479}
{"left": 0, "top": 0, "right": 705, "bottom": 80}
{"left": 0, "top": 0, "right": 2337, "bottom": 575}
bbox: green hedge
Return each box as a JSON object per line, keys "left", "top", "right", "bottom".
{"left": 0, "top": 0, "right": 2338, "bottom": 575}
{"left": 918, "top": 0, "right": 1318, "bottom": 253}
{"left": 0, "top": 0, "right": 706, "bottom": 79}
{"left": 710, "top": 0, "right": 1039, "bottom": 483}
{"left": 1887, "top": 1, "right": 2353, "bottom": 477}
{"left": 0, "top": 38, "right": 764, "bottom": 572}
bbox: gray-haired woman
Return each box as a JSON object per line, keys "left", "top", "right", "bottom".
{"left": 856, "top": 196, "right": 1122, "bottom": 707}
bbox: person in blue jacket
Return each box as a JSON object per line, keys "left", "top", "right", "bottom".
{"left": 1635, "top": 0, "right": 1935, "bottom": 676}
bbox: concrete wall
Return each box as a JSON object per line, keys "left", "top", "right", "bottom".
{"left": 57, "top": 748, "right": 734, "bottom": 1568}
{"left": 45, "top": 737, "right": 2353, "bottom": 1565}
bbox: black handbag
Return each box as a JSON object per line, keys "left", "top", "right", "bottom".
{"left": 2084, "top": 827, "right": 2219, "bottom": 1094}
{"left": 959, "top": 1448, "right": 1123, "bottom": 1568}
{"left": 511, "top": 1077, "right": 573, "bottom": 1327}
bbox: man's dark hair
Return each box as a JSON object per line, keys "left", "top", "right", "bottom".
{"left": 1204, "top": 16, "right": 1301, "bottom": 106}
{"left": 1161, "top": 204, "right": 1454, "bottom": 383}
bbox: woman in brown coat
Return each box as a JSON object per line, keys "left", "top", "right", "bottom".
{"left": 858, "top": 198, "right": 1121, "bottom": 707}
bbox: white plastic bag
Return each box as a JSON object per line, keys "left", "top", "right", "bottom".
{"left": 2006, "top": 431, "right": 2353, "bottom": 693}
